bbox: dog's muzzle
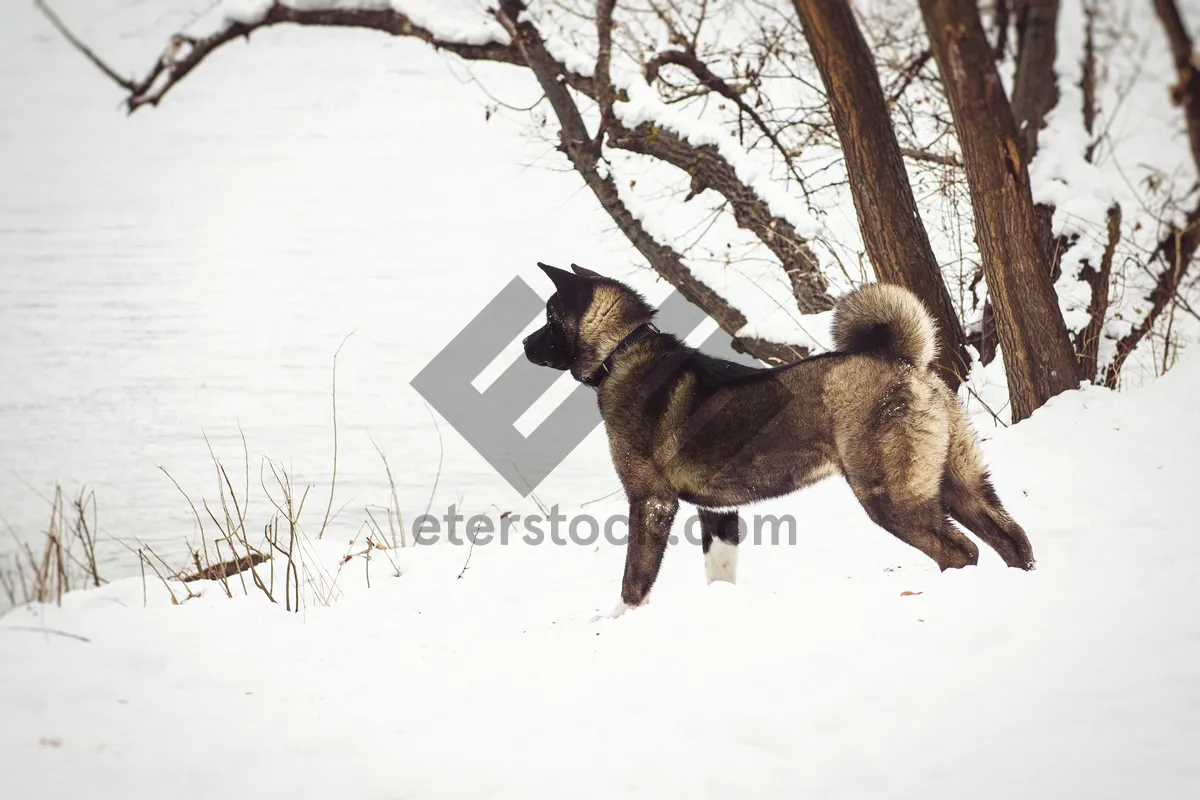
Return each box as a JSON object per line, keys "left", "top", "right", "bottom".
{"left": 523, "top": 332, "right": 550, "bottom": 366}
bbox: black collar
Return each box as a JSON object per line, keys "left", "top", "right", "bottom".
{"left": 583, "top": 323, "right": 659, "bottom": 387}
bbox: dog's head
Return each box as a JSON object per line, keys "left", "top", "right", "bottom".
{"left": 523, "top": 263, "right": 655, "bottom": 384}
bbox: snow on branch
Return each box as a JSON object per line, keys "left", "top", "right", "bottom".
{"left": 1104, "top": 205, "right": 1200, "bottom": 387}
{"left": 36, "top": 0, "right": 521, "bottom": 112}
{"left": 1098, "top": 0, "right": 1200, "bottom": 387}
{"left": 491, "top": 3, "right": 809, "bottom": 364}
{"left": 37, "top": 0, "right": 832, "bottom": 359}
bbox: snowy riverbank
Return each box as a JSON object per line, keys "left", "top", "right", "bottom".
{"left": 2, "top": 356, "right": 1197, "bottom": 799}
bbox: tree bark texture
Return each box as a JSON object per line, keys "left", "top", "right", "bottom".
{"left": 794, "top": 0, "right": 970, "bottom": 388}
{"left": 1076, "top": 204, "right": 1121, "bottom": 382}
{"left": 1011, "top": 0, "right": 1060, "bottom": 161}
{"left": 919, "top": 0, "right": 1081, "bottom": 421}
{"left": 1153, "top": 0, "right": 1200, "bottom": 174}
{"left": 1011, "top": 0, "right": 1061, "bottom": 273}
{"left": 974, "top": 0, "right": 1061, "bottom": 368}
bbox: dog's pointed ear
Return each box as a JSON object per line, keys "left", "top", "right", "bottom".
{"left": 570, "top": 263, "right": 605, "bottom": 279}
{"left": 537, "top": 262, "right": 592, "bottom": 314}
{"left": 537, "top": 262, "right": 580, "bottom": 291}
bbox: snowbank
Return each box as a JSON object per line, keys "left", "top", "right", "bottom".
{"left": 2, "top": 358, "right": 1198, "bottom": 798}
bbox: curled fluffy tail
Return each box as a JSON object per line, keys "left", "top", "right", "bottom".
{"left": 831, "top": 284, "right": 938, "bottom": 368}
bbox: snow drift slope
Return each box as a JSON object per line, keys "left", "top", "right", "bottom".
{"left": 2, "top": 358, "right": 1199, "bottom": 799}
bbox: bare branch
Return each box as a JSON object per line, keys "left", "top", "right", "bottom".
{"left": 42, "top": 0, "right": 827, "bottom": 359}
{"left": 1104, "top": 205, "right": 1200, "bottom": 388}
{"left": 605, "top": 121, "right": 831, "bottom": 313}
{"left": 34, "top": 0, "right": 136, "bottom": 91}
{"left": 1076, "top": 204, "right": 1121, "bottom": 382}
{"left": 899, "top": 147, "right": 961, "bottom": 168}
{"left": 643, "top": 47, "right": 809, "bottom": 192}
{"left": 1153, "top": 0, "right": 1200, "bottom": 174}
{"left": 493, "top": 5, "right": 808, "bottom": 363}
{"left": 1100, "top": 0, "right": 1200, "bottom": 386}
{"left": 632, "top": 50, "right": 831, "bottom": 311}
{"left": 595, "top": 0, "right": 618, "bottom": 124}
{"left": 884, "top": 49, "right": 932, "bottom": 105}
{"left": 42, "top": 1, "right": 525, "bottom": 112}
{"left": 1080, "top": 2, "right": 1097, "bottom": 141}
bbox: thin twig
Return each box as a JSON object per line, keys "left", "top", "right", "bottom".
{"left": 1, "top": 625, "right": 91, "bottom": 643}
{"left": 318, "top": 330, "right": 355, "bottom": 540}
{"left": 34, "top": 0, "right": 135, "bottom": 91}
{"left": 369, "top": 434, "right": 406, "bottom": 548}
{"left": 417, "top": 399, "right": 444, "bottom": 545}
{"left": 457, "top": 518, "right": 482, "bottom": 580}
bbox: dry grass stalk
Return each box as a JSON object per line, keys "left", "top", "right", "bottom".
{"left": 0, "top": 485, "right": 103, "bottom": 611}
{"left": 3, "top": 340, "right": 414, "bottom": 614}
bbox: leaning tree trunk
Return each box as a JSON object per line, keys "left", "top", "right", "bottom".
{"left": 793, "top": 0, "right": 971, "bottom": 389}
{"left": 1012, "top": 0, "right": 1061, "bottom": 272}
{"left": 1154, "top": 0, "right": 1200, "bottom": 174}
{"left": 918, "top": 0, "right": 1081, "bottom": 422}
{"left": 971, "top": 0, "right": 1061, "bottom": 366}
{"left": 1011, "top": 0, "right": 1060, "bottom": 164}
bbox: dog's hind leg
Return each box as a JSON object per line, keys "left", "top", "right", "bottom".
{"left": 941, "top": 416, "right": 1035, "bottom": 569}
{"left": 699, "top": 508, "right": 740, "bottom": 584}
{"left": 852, "top": 488, "right": 979, "bottom": 570}
{"left": 841, "top": 376, "right": 975, "bottom": 570}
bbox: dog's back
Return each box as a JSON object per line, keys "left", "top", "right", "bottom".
{"left": 601, "top": 284, "right": 944, "bottom": 507}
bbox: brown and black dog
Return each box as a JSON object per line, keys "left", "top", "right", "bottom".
{"left": 524, "top": 263, "right": 1034, "bottom": 616}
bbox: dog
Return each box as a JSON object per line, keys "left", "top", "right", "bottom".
{"left": 524, "top": 263, "right": 1035, "bottom": 616}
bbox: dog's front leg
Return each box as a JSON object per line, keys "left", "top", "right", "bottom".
{"left": 613, "top": 495, "right": 678, "bottom": 615}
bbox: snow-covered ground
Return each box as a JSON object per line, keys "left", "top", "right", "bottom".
{"left": 3, "top": 345, "right": 1199, "bottom": 799}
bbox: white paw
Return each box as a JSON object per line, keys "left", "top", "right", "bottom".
{"left": 590, "top": 601, "right": 631, "bottom": 622}
{"left": 705, "top": 538, "right": 738, "bottom": 584}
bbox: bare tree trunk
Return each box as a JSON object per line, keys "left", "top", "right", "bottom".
{"left": 793, "top": 0, "right": 970, "bottom": 388}
{"left": 1011, "top": 0, "right": 1060, "bottom": 162}
{"left": 1012, "top": 0, "right": 1061, "bottom": 265}
{"left": 919, "top": 0, "right": 1081, "bottom": 422}
{"left": 972, "top": 0, "right": 1060, "bottom": 367}
{"left": 992, "top": 0, "right": 1011, "bottom": 60}
{"left": 1153, "top": 0, "right": 1200, "bottom": 173}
